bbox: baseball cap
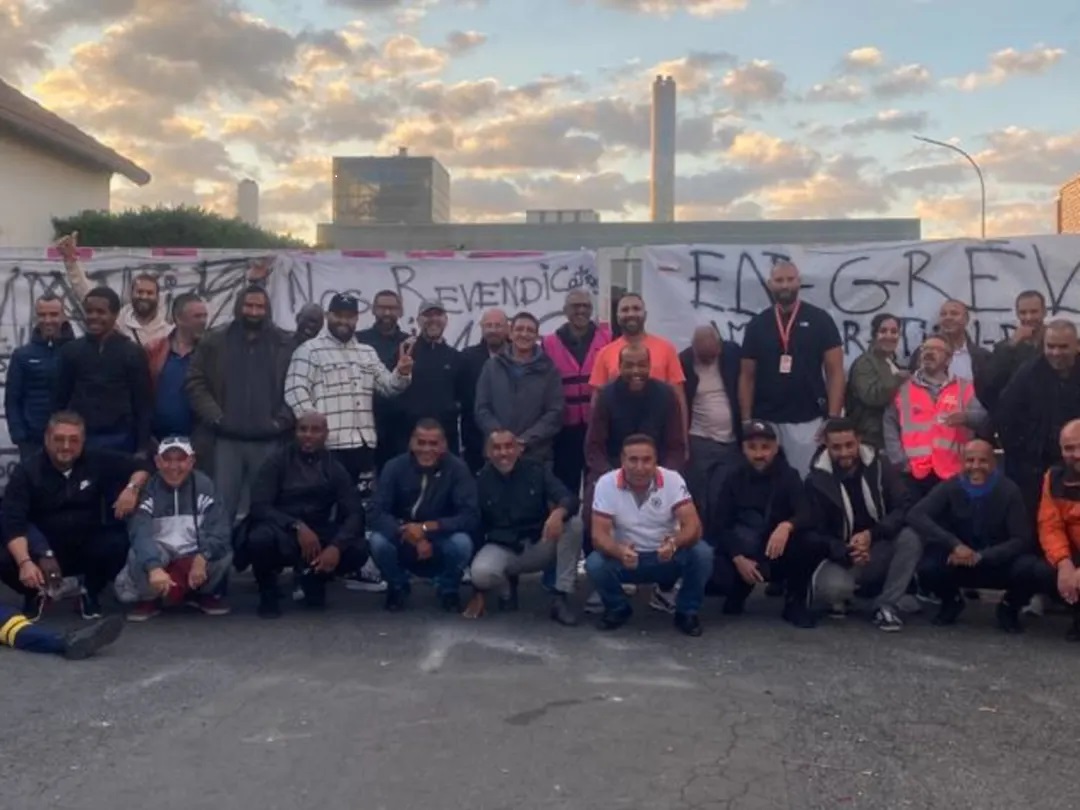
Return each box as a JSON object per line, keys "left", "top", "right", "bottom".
{"left": 157, "top": 436, "right": 194, "bottom": 456}
{"left": 741, "top": 420, "right": 778, "bottom": 442}
{"left": 417, "top": 298, "right": 445, "bottom": 316}
{"left": 328, "top": 293, "right": 359, "bottom": 313}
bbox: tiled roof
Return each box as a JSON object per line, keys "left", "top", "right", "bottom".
{"left": 0, "top": 79, "right": 150, "bottom": 185}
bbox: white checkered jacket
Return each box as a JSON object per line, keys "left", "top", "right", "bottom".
{"left": 284, "top": 333, "right": 409, "bottom": 450}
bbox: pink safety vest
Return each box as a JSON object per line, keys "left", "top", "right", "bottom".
{"left": 543, "top": 324, "right": 612, "bottom": 427}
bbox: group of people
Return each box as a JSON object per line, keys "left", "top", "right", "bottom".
{"left": 3, "top": 233, "right": 1080, "bottom": 661}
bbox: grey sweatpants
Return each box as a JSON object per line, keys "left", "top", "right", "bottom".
{"left": 214, "top": 437, "right": 280, "bottom": 525}
{"left": 776, "top": 418, "right": 824, "bottom": 477}
{"left": 470, "top": 531, "right": 583, "bottom": 597}
{"left": 813, "top": 527, "right": 923, "bottom": 611}
{"left": 114, "top": 544, "right": 233, "bottom": 603}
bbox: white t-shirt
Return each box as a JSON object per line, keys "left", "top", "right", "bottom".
{"left": 592, "top": 467, "right": 692, "bottom": 552}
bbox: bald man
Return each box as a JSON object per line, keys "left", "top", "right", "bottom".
{"left": 460, "top": 308, "right": 510, "bottom": 473}
{"left": 294, "top": 303, "right": 325, "bottom": 347}
{"left": 241, "top": 412, "right": 368, "bottom": 618}
{"left": 908, "top": 439, "right": 1036, "bottom": 631}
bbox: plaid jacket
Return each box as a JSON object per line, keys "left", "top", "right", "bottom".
{"left": 284, "top": 333, "right": 409, "bottom": 449}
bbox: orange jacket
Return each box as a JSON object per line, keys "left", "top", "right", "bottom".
{"left": 1037, "top": 466, "right": 1080, "bottom": 567}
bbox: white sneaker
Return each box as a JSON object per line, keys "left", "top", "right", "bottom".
{"left": 1021, "top": 594, "right": 1045, "bottom": 618}
{"left": 649, "top": 584, "right": 678, "bottom": 614}
{"left": 584, "top": 591, "right": 604, "bottom": 614}
{"left": 345, "top": 558, "right": 388, "bottom": 593}
{"left": 620, "top": 583, "right": 637, "bottom": 596}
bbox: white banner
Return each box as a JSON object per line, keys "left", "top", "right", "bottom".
{"left": 642, "top": 237, "right": 1080, "bottom": 359}
{"left": 0, "top": 248, "right": 598, "bottom": 489}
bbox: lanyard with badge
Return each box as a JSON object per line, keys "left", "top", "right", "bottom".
{"left": 774, "top": 300, "right": 801, "bottom": 375}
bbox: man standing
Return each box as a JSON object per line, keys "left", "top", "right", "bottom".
{"left": 466, "top": 429, "right": 581, "bottom": 625}
{"left": 910, "top": 299, "right": 990, "bottom": 383}
{"left": 908, "top": 439, "right": 1036, "bottom": 632}
{"left": 997, "top": 320, "right": 1080, "bottom": 518}
{"left": 293, "top": 304, "right": 325, "bottom": 348}
{"left": 114, "top": 437, "right": 233, "bottom": 621}
{"left": 585, "top": 434, "right": 712, "bottom": 636}
{"left": 884, "top": 336, "right": 987, "bottom": 499}
{"left": 0, "top": 412, "right": 147, "bottom": 619}
{"left": 976, "top": 290, "right": 1047, "bottom": 414}
{"left": 460, "top": 309, "right": 509, "bottom": 473}
{"left": 542, "top": 289, "right": 611, "bottom": 495}
{"left": 284, "top": 294, "right": 413, "bottom": 485}
{"left": 356, "top": 290, "right": 411, "bottom": 471}
{"left": 807, "top": 418, "right": 918, "bottom": 632}
{"left": 5, "top": 294, "right": 74, "bottom": 461}
{"left": 368, "top": 420, "right": 479, "bottom": 612}
{"left": 53, "top": 287, "right": 153, "bottom": 454}
{"left": 145, "top": 294, "right": 208, "bottom": 446}
{"left": 392, "top": 300, "right": 466, "bottom": 455}
{"left": 57, "top": 233, "right": 169, "bottom": 347}
{"left": 186, "top": 285, "right": 295, "bottom": 525}
{"left": 680, "top": 324, "right": 743, "bottom": 523}
{"left": 244, "top": 413, "right": 369, "bottom": 618}
{"left": 475, "top": 312, "right": 564, "bottom": 466}
{"left": 738, "top": 260, "right": 845, "bottom": 475}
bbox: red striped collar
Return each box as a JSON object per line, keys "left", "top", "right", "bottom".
{"left": 616, "top": 469, "right": 665, "bottom": 489}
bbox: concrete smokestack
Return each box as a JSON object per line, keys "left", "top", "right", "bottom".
{"left": 237, "top": 179, "right": 259, "bottom": 227}
{"left": 650, "top": 75, "right": 676, "bottom": 223}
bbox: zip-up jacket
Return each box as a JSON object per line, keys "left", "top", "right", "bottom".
{"left": 1037, "top": 465, "right": 1080, "bottom": 567}
{"left": 477, "top": 457, "right": 579, "bottom": 553}
{"left": 128, "top": 470, "right": 231, "bottom": 572}
{"left": 370, "top": 452, "right": 480, "bottom": 540}
{"left": 711, "top": 451, "right": 807, "bottom": 557}
{"left": 805, "top": 444, "right": 911, "bottom": 563}
{"left": 5, "top": 322, "right": 74, "bottom": 445}
{"left": 474, "top": 348, "right": 564, "bottom": 463}
{"left": 678, "top": 343, "right": 743, "bottom": 444}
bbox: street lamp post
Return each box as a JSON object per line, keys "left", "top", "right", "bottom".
{"left": 913, "top": 134, "right": 986, "bottom": 240}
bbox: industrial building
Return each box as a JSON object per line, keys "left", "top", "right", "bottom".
{"left": 1057, "top": 174, "right": 1080, "bottom": 234}
{"left": 332, "top": 149, "right": 451, "bottom": 226}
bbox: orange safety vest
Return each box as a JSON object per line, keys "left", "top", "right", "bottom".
{"left": 895, "top": 377, "right": 974, "bottom": 480}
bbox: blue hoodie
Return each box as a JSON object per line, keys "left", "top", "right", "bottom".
{"left": 4, "top": 323, "right": 74, "bottom": 445}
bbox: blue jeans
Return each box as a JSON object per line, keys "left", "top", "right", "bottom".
{"left": 84, "top": 430, "right": 136, "bottom": 453}
{"left": 585, "top": 544, "right": 714, "bottom": 615}
{"left": 369, "top": 531, "right": 473, "bottom": 597}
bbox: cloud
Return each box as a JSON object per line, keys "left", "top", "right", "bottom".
{"left": 914, "top": 194, "right": 1054, "bottom": 239}
{"left": 843, "top": 46, "right": 884, "bottom": 72}
{"left": 975, "top": 126, "right": 1080, "bottom": 185}
{"left": 647, "top": 50, "right": 735, "bottom": 96}
{"left": 840, "top": 109, "right": 929, "bottom": 136}
{"left": 871, "top": 63, "right": 933, "bottom": 98}
{"left": 598, "top": 0, "right": 748, "bottom": 17}
{"left": 763, "top": 155, "right": 893, "bottom": 217}
{"left": 445, "top": 30, "right": 487, "bottom": 55}
{"left": 946, "top": 44, "right": 1066, "bottom": 91}
{"left": 803, "top": 77, "right": 865, "bottom": 103}
{"left": 721, "top": 59, "right": 786, "bottom": 106}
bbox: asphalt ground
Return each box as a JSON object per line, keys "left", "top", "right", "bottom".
{"left": 2, "top": 574, "right": 1077, "bottom": 810}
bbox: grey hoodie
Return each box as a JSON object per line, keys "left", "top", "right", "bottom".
{"left": 127, "top": 470, "right": 232, "bottom": 572}
{"left": 474, "top": 347, "right": 564, "bottom": 463}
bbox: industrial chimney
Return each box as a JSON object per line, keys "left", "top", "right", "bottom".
{"left": 650, "top": 75, "right": 676, "bottom": 223}
{"left": 237, "top": 179, "right": 259, "bottom": 227}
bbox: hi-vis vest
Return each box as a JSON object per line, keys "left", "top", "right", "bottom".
{"left": 542, "top": 325, "right": 612, "bottom": 427}
{"left": 895, "top": 377, "right": 974, "bottom": 480}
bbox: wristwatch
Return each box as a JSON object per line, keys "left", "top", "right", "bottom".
{"left": 43, "top": 549, "right": 55, "bottom": 559}
{"left": 420, "top": 522, "right": 430, "bottom": 535}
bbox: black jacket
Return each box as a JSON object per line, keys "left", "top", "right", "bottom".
{"left": 711, "top": 451, "right": 807, "bottom": 557}
{"left": 804, "top": 444, "right": 911, "bottom": 563}
{"left": 370, "top": 451, "right": 480, "bottom": 539}
{"left": 393, "top": 339, "right": 466, "bottom": 437}
{"left": 477, "top": 458, "right": 579, "bottom": 553}
{"left": 906, "top": 473, "right": 1032, "bottom": 565}
{"left": 249, "top": 444, "right": 364, "bottom": 548}
{"left": 1, "top": 449, "right": 145, "bottom": 548}
{"left": 53, "top": 331, "right": 153, "bottom": 449}
{"left": 5, "top": 322, "right": 74, "bottom": 445}
{"left": 996, "top": 356, "right": 1080, "bottom": 486}
{"left": 356, "top": 325, "right": 410, "bottom": 427}
{"left": 678, "top": 344, "right": 743, "bottom": 444}
{"left": 976, "top": 337, "right": 1041, "bottom": 415}
{"left": 459, "top": 342, "right": 495, "bottom": 459}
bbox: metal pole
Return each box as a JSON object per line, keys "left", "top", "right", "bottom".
{"left": 913, "top": 135, "right": 986, "bottom": 240}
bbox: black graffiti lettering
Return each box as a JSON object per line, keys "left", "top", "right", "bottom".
{"left": 391, "top": 265, "right": 420, "bottom": 305}
{"left": 286, "top": 260, "right": 315, "bottom": 311}
{"left": 734, "top": 252, "right": 774, "bottom": 316}
{"left": 724, "top": 319, "right": 749, "bottom": 343}
{"left": 905, "top": 249, "right": 948, "bottom": 309}
{"left": 688, "top": 249, "right": 725, "bottom": 313}
{"left": 828, "top": 256, "right": 898, "bottom": 316}
{"left": 841, "top": 320, "right": 865, "bottom": 355}
{"left": 899, "top": 317, "right": 928, "bottom": 358}
{"left": 965, "top": 245, "right": 1019, "bottom": 314}
{"left": 1032, "top": 243, "right": 1080, "bottom": 315}
{"left": 432, "top": 285, "right": 464, "bottom": 315}
{"left": 518, "top": 276, "right": 545, "bottom": 308}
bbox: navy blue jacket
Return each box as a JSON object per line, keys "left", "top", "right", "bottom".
{"left": 369, "top": 452, "right": 480, "bottom": 540}
{"left": 679, "top": 342, "right": 743, "bottom": 443}
{"left": 4, "top": 323, "right": 74, "bottom": 445}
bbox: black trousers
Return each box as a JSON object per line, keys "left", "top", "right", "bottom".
{"left": 0, "top": 523, "right": 129, "bottom": 598}
{"left": 712, "top": 524, "right": 827, "bottom": 604}
{"left": 552, "top": 424, "right": 588, "bottom": 498}
{"left": 245, "top": 520, "right": 368, "bottom": 590}
{"left": 373, "top": 409, "right": 409, "bottom": 472}
{"left": 917, "top": 548, "right": 1040, "bottom": 606}
{"left": 331, "top": 446, "right": 375, "bottom": 485}
{"left": 904, "top": 471, "right": 944, "bottom": 500}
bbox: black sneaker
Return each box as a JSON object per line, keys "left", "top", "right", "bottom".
{"left": 873, "top": 606, "right": 904, "bottom": 633}
{"left": 1067, "top": 610, "right": 1080, "bottom": 642}
{"left": 385, "top": 588, "right": 408, "bottom": 612}
{"left": 782, "top": 601, "right": 817, "bottom": 629}
{"left": 257, "top": 591, "right": 282, "bottom": 619}
{"left": 995, "top": 601, "right": 1023, "bottom": 634}
{"left": 764, "top": 581, "right": 784, "bottom": 598}
{"left": 932, "top": 595, "right": 965, "bottom": 626}
{"left": 62, "top": 615, "right": 124, "bottom": 660}
{"left": 78, "top": 590, "right": 103, "bottom": 620}
{"left": 674, "top": 612, "right": 703, "bottom": 637}
{"left": 549, "top": 594, "right": 578, "bottom": 627}
{"left": 722, "top": 595, "right": 747, "bottom": 616}
{"left": 598, "top": 606, "right": 632, "bottom": 631}
{"left": 300, "top": 576, "right": 327, "bottom": 610}
{"left": 440, "top": 592, "right": 462, "bottom": 613}
{"left": 499, "top": 576, "right": 520, "bottom": 612}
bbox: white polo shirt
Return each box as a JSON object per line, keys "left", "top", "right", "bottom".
{"left": 592, "top": 467, "right": 692, "bottom": 552}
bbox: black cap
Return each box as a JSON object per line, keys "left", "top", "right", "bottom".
{"left": 742, "top": 419, "right": 778, "bottom": 442}
{"left": 328, "top": 293, "right": 359, "bottom": 313}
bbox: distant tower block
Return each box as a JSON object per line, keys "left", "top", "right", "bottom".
{"left": 237, "top": 179, "right": 259, "bottom": 226}
{"left": 650, "top": 75, "right": 676, "bottom": 223}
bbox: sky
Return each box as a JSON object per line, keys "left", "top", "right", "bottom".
{"left": 1, "top": 0, "right": 1078, "bottom": 243}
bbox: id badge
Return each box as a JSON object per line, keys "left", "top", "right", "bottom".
{"left": 779, "top": 354, "right": 793, "bottom": 374}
